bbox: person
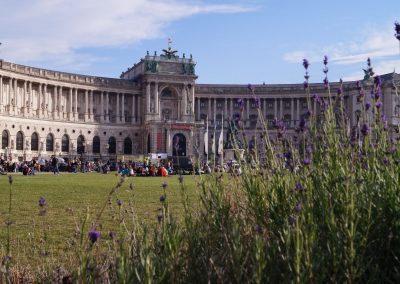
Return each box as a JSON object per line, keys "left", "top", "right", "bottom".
{"left": 51, "top": 156, "right": 60, "bottom": 175}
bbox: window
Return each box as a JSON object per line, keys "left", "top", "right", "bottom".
{"left": 285, "top": 101, "right": 291, "bottom": 109}
{"left": 16, "top": 131, "right": 24, "bottom": 150}
{"left": 284, "top": 114, "right": 291, "bottom": 128}
{"left": 200, "top": 102, "right": 205, "bottom": 108}
{"left": 2, "top": 130, "right": 9, "bottom": 149}
{"left": 250, "top": 114, "right": 258, "bottom": 128}
{"left": 92, "top": 136, "right": 100, "bottom": 154}
{"left": 31, "top": 133, "right": 39, "bottom": 151}
{"left": 217, "top": 102, "right": 222, "bottom": 109}
{"left": 77, "top": 135, "right": 85, "bottom": 154}
{"left": 161, "top": 88, "right": 173, "bottom": 97}
{"left": 251, "top": 102, "right": 256, "bottom": 108}
{"left": 108, "top": 137, "right": 116, "bottom": 154}
{"left": 266, "top": 115, "right": 274, "bottom": 128}
{"left": 124, "top": 137, "right": 132, "bottom": 154}
{"left": 267, "top": 102, "right": 273, "bottom": 109}
{"left": 62, "top": 135, "right": 69, "bottom": 152}
{"left": 234, "top": 102, "right": 239, "bottom": 108}
{"left": 46, "top": 133, "right": 54, "bottom": 152}
{"left": 302, "top": 101, "right": 308, "bottom": 109}
{"left": 216, "top": 115, "right": 223, "bottom": 126}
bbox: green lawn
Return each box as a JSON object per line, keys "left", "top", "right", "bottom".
{"left": 0, "top": 172, "right": 199, "bottom": 265}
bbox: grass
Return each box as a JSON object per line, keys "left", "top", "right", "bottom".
{"left": 0, "top": 172, "right": 198, "bottom": 265}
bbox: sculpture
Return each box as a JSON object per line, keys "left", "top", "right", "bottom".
{"left": 225, "top": 119, "right": 243, "bottom": 149}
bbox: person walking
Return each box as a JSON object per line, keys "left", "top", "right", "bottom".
{"left": 51, "top": 156, "right": 60, "bottom": 175}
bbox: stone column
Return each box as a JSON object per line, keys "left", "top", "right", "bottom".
{"left": 246, "top": 98, "right": 250, "bottom": 127}
{"left": 280, "top": 99, "right": 283, "bottom": 119}
{"left": 22, "top": 81, "right": 27, "bottom": 117}
{"left": 116, "top": 93, "right": 120, "bottom": 123}
{"left": 207, "top": 98, "right": 211, "bottom": 122}
{"left": 191, "top": 85, "right": 195, "bottom": 115}
{"left": 121, "top": 93, "right": 125, "bottom": 123}
{"left": 213, "top": 98, "right": 217, "bottom": 124}
{"left": 43, "top": 84, "right": 48, "bottom": 117}
{"left": 290, "top": 98, "right": 294, "bottom": 128}
{"left": 274, "top": 98, "right": 277, "bottom": 119}
{"left": 0, "top": 76, "right": 3, "bottom": 113}
{"left": 53, "top": 86, "right": 58, "bottom": 119}
{"left": 131, "top": 94, "right": 135, "bottom": 124}
{"left": 28, "top": 81, "right": 32, "bottom": 115}
{"left": 68, "top": 88, "right": 73, "bottom": 121}
{"left": 74, "top": 88, "right": 78, "bottom": 121}
{"left": 84, "top": 90, "right": 89, "bottom": 121}
{"left": 182, "top": 84, "right": 187, "bottom": 116}
{"left": 230, "top": 98, "right": 233, "bottom": 119}
{"left": 263, "top": 98, "right": 267, "bottom": 119}
{"left": 146, "top": 82, "right": 151, "bottom": 114}
{"left": 59, "top": 86, "right": 63, "bottom": 118}
{"left": 197, "top": 98, "right": 201, "bottom": 121}
{"left": 224, "top": 98, "right": 228, "bottom": 127}
{"left": 154, "top": 82, "right": 159, "bottom": 114}
{"left": 13, "top": 79, "right": 18, "bottom": 112}
{"left": 296, "top": 98, "right": 300, "bottom": 123}
{"left": 37, "top": 83, "right": 42, "bottom": 117}
{"left": 100, "top": 91, "right": 104, "bottom": 123}
{"left": 106, "top": 92, "right": 110, "bottom": 122}
{"left": 90, "top": 90, "right": 94, "bottom": 121}
{"left": 8, "top": 78, "right": 12, "bottom": 107}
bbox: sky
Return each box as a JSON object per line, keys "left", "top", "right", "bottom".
{"left": 0, "top": 0, "right": 399, "bottom": 84}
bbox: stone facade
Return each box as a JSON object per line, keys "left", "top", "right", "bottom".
{"left": 0, "top": 50, "right": 399, "bottom": 162}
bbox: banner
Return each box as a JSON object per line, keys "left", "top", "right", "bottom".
{"left": 204, "top": 117, "right": 208, "bottom": 155}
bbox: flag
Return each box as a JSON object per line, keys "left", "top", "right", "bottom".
{"left": 218, "top": 117, "right": 224, "bottom": 155}
{"left": 204, "top": 117, "right": 208, "bottom": 155}
{"left": 211, "top": 124, "right": 216, "bottom": 154}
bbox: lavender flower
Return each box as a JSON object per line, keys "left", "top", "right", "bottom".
{"left": 374, "top": 91, "right": 382, "bottom": 100}
{"left": 303, "top": 81, "right": 309, "bottom": 90}
{"left": 395, "top": 21, "right": 400, "bottom": 40}
{"left": 361, "top": 123, "right": 369, "bottom": 136}
{"left": 323, "top": 55, "right": 328, "bottom": 66}
{"left": 254, "top": 97, "right": 261, "bottom": 109}
{"left": 303, "top": 158, "right": 310, "bottom": 166}
{"left": 365, "top": 101, "right": 371, "bottom": 110}
{"left": 38, "top": 197, "right": 46, "bottom": 207}
{"left": 161, "top": 182, "right": 168, "bottom": 189}
{"left": 88, "top": 229, "right": 100, "bottom": 244}
{"left": 117, "top": 199, "right": 122, "bottom": 207}
{"left": 374, "top": 76, "right": 381, "bottom": 88}
{"left": 160, "top": 195, "right": 166, "bottom": 202}
{"left": 302, "top": 59, "right": 310, "bottom": 70}
{"left": 323, "top": 77, "right": 329, "bottom": 88}
{"left": 8, "top": 175, "right": 13, "bottom": 185}
{"left": 289, "top": 215, "right": 295, "bottom": 226}
{"left": 294, "top": 182, "right": 305, "bottom": 193}
{"left": 248, "top": 84, "right": 255, "bottom": 92}
{"left": 237, "top": 98, "right": 245, "bottom": 111}
{"left": 376, "top": 101, "right": 383, "bottom": 109}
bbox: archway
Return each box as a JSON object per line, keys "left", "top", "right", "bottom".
{"left": 172, "top": 133, "right": 186, "bottom": 156}
{"left": 62, "top": 135, "right": 70, "bottom": 152}
{"left": 124, "top": 137, "right": 132, "bottom": 154}
{"left": 2, "top": 130, "right": 9, "bottom": 149}
{"left": 108, "top": 137, "right": 116, "bottom": 154}
{"left": 46, "top": 133, "right": 54, "bottom": 152}
{"left": 92, "top": 136, "right": 100, "bottom": 154}
{"left": 31, "top": 133, "right": 39, "bottom": 151}
{"left": 16, "top": 131, "right": 24, "bottom": 150}
{"left": 77, "top": 135, "right": 85, "bottom": 154}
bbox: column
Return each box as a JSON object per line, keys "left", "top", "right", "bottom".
{"left": 296, "top": 98, "right": 300, "bottom": 122}
{"left": 68, "top": 88, "right": 73, "bottom": 120}
{"left": 43, "top": 84, "right": 47, "bottom": 117}
{"left": 246, "top": 98, "right": 250, "bottom": 127}
{"left": 224, "top": 98, "right": 228, "bottom": 127}
{"left": 191, "top": 85, "right": 195, "bottom": 115}
{"left": 213, "top": 98, "right": 217, "bottom": 124}
{"left": 146, "top": 82, "right": 151, "bottom": 114}
{"left": 28, "top": 81, "right": 32, "bottom": 115}
{"left": 116, "top": 93, "right": 120, "bottom": 123}
{"left": 263, "top": 98, "right": 267, "bottom": 119}
{"left": 23, "top": 81, "right": 27, "bottom": 116}
{"left": 74, "top": 88, "right": 78, "bottom": 120}
{"left": 53, "top": 86, "right": 58, "bottom": 119}
{"left": 197, "top": 98, "right": 201, "bottom": 121}
{"left": 84, "top": 90, "right": 89, "bottom": 121}
{"left": 154, "top": 82, "right": 159, "bottom": 114}
{"left": 207, "top": 98, "right": 211, "bottom": 122}
{"left": 229, "top": 98, "right": 233, "bottom": 119}
{"left": 121, "top": 93, "right": 125, "bottom": 123}
{"left": 13, "top": 79, "right": 17, "bottom": 111}
{"left": 131, "top": 94, "right": 136, "bottom": 124}
{"left": 90, "top": 90, "right": 94, "bottom": 121}
{"left": 59, "top": 86, "right": 63, "bottom": 118}
{"left": 183, "top": 84, "right": 187, "bottom": 116}
{"left": 100, "top": 92, "right": 104, "bottom": 123}
{"left": 0, "top": 76, "right": 3, "bottom": 113}
{"left": 106, "top": 92, "right": 109, "bottom": 122}
{"left": 280, "top": 99, "right": 283, "bottom": 119}
{"left": 290, "top": 98, "right": 294, "bottom": 128}
{"left": 37, "top": 83, "right": 42, "bottom": 117}
{"left": 274, "top": 98, "right": 277, "bottom": 119}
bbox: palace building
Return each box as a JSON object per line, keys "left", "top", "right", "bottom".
{"left": 0, "top": 48, "right": 399, "bottom": 162}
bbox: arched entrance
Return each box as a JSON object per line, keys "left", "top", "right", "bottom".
{"left": 172, "top": 133, "right": 186, "bottom": 156}
{"left": 77, "top": 135, "right": 85, "bottom": 154}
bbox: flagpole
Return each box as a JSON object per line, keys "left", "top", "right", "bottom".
{"left": 213, "top": 123, "right": 216, "bottom": 168}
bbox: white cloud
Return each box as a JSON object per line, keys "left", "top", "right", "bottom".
{"left": 0, "top": 0, "right": 253, "bottom": 70}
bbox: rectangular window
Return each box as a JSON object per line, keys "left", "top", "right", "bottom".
{"left": 268, "top": 102, "right": 273, "bottom": 109}
{"left": 285, "top": 101, "right": 291, "bottom": 109}
{"left": 217, "top": 102, "right": 222, "bottom": 109}
{"left": 302, "top": 101, "right": 307, "bottom": 109}
{"left": 200, "top": 102, "right": 205, "bottom": 108}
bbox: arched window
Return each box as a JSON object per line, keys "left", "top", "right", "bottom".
{"left": 16, "top": 131, "right": 24, "bottom": 150}
{"left": 124, "top": 137, "right": 132, "bottom": 154}
{"left": 108, "top": 137, "right": 116, "bottom": 154}
{"left": 2, "top": 130, "right": 9, "bottom": 149}
{"left": 161, "top": 88, "right": 173, "bottom": 97}
{"left": 62, "top": 135, "right": 69, "bottom": 152}
{"left": 92, "top": 136, "right": 100, "bottom": 154}
{"left": 46, "top": 133, "right": 54, "bottom": 152}
{"left": 31, "top": 133, "right": 39, "bottom": 151}
{"left": 77, "top": 135, "right": 85, "bottom": 154}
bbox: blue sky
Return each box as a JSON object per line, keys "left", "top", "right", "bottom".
{"left": 0, "top": 0, "right": 399, "bottom": 84}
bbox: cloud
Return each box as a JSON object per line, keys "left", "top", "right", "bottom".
{"left": 0, "top": 0, "right": 253, "bottom": 71}
{"left": 283, "top": 24, "right": 399, "bottom": 66}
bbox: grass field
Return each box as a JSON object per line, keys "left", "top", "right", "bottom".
{"left": 0, "top": 172, "right": 199, "bottom": 265}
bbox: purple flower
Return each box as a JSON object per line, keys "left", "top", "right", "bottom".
{"left": 237, "top": 98, "right": 245, "bottom": 111}
{"left": 367, "top": 57, "right": 371, "bottom": 67}
{"left": 365, "top": 101, "right": 371, "bottom": 110}
{"left": 289, "top": 215, "right": 295, "bottom": 226}
{"left": 248, "top": 84, "right": 255, "bottom": 92}
{"left": 88, "top": 229, "right": 100, "bottom": 243}
{"left": 294, "top": 182, "right": 305, "bottom": 193}
{"left": 361, "top": 123, "right": 369, "bottom": 136}
{"left": 356, "top": 81, "right": 362, "bottom": 90}
{"left": 117, "top": 199, "right": 122, "bottom": 207}
{"left": 337, "top": 88, "right": 342, "bottom": 96}
{"left": 254, "top": 97, "right": 261, "bottom": 108}
{"left": 374, "top": 76, "right": 381, "bottom": 88}
{"left": 178, "top": 175, "right": 184, "bottom": 183}
{"left": 303, "top": 81, "right": 309, "bottom": 90}
{"left": 374, "top": 92, "right": 382, "bottom": 100}
{"left": 299, "top": 118, "right": 306, "bottom": 132}
{"left": 323, "top": 55, "right": 328, "bottom": 66}
{"left": 8, "top": 175, "right": 13, "bottom": 185}
{"left": 254, "top": 224, "right": 261, "bottom": 233}
{"left": 376, "top": 101, "right": 383, "bottom": 109}
{"left": 38, "top": 197, "right": 46, "bottom": 207}
{"left": 303, "top": 158, "right": 310, "bottom": 166}
{"left": 161, "top": 182, "right": 168, "bottom": 189}
{"left": 284, "top": 150, "right": 292, "bottom": 160}
{"left": 302, "top": 59, "right": 310, "bottom": 70}
{"left": 296, "top": 202, "right": 302, "bottom": 213}
{"left": 395, "top": 22, "right": 400, "bottom": 39}
{"left": 160, "top": 195, "right": 166, "bottom": 202}
{"left": 323, "top": 77, "right": 329, "bottom": 88}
